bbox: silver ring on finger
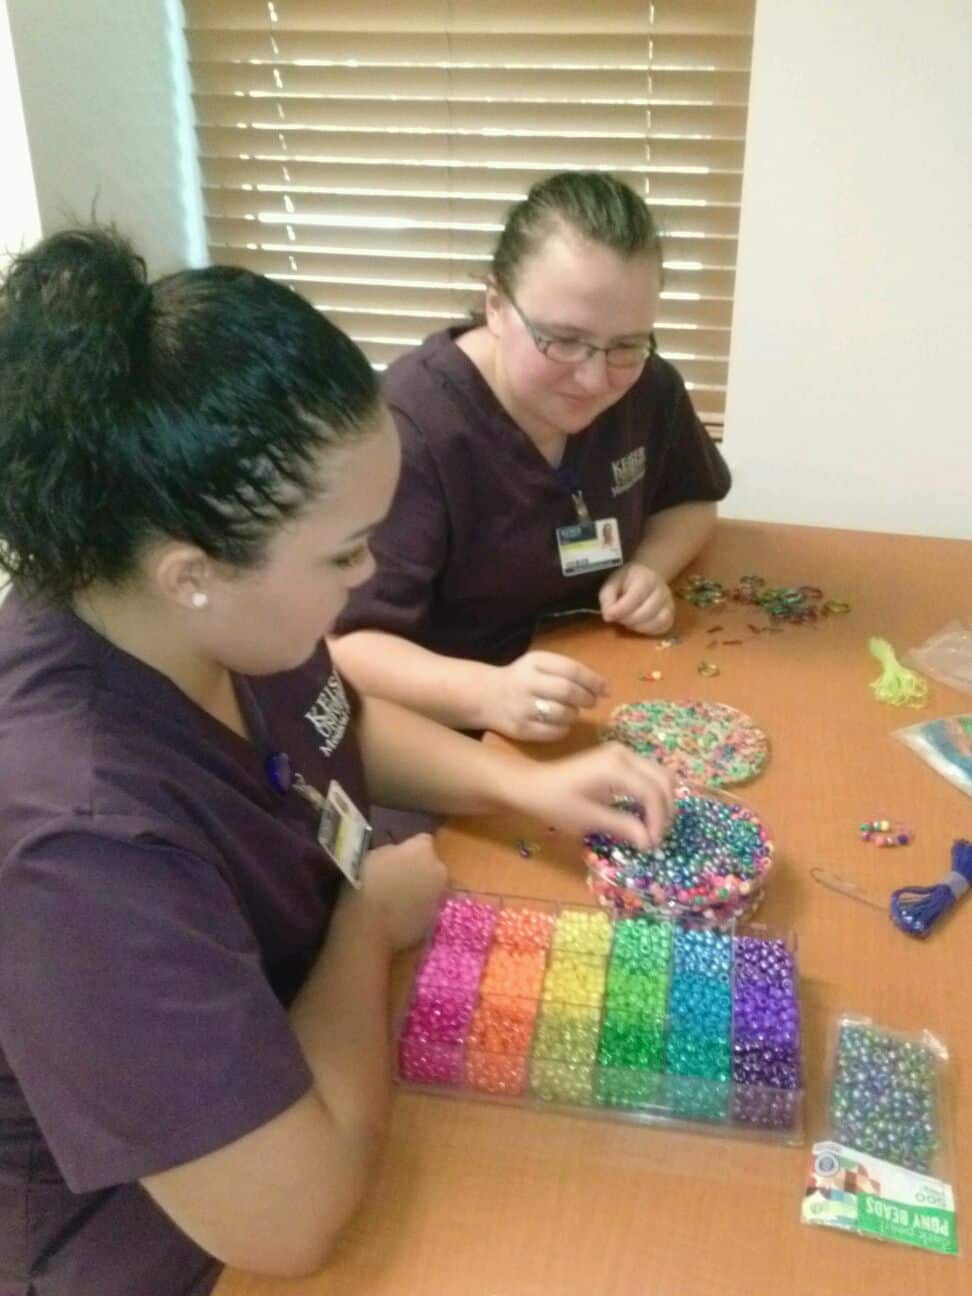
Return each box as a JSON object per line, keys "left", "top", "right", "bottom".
{"left": 533, "top": 697, "right": 555, "bottom": 721}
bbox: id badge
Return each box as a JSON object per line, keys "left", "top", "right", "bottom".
{"left": 555, "top": 516, "right": 623, "bottom": 577}
{"left": 316, "top": 780, "right": 371, "bottom": 888}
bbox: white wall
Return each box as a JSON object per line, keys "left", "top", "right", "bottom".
{"left": 6, "top": 0, "right": 205, "bottom": 276}
{"left": 0, "top": 0, "right": 40, "bottom": 268}
{"left": 722, "top": 0, "right": 972, "bottom": 540}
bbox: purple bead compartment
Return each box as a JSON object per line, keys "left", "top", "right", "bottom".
{"left": 397, "top": 892, "right": 803, "bottom": 1143}
{"left": 730, "top": 937, "right": 801, "bottom": 1129}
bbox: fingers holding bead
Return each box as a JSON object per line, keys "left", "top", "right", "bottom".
{"left": 605, "top": 742, "right": 677, "bottom": 826}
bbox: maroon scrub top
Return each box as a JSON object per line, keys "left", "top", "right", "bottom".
{"left": 0, "top": 589, "right": 369, "bottom": 1295}
{"left": 335, "top": 326, "right": 731, "bottom": 663}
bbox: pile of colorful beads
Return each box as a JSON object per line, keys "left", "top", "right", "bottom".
{"left": 829, "top": 1021, "right": 940, "bottom": 1173}
{"left": 678, "top": 576, "right": 728, "bottom": 608}
{"left": 397, "top": 892, "right": 803, "bottom": 1141}
{"left": 859, "top": 818, "right": 913, "bottom": 847}
{"left": 603, "top": 699, "right": 768, "bottom": 788}
{"left": 678, "top": 574, "right": 835, "bottom": 625}
{"left": 733, "top": 574, "right": 824, "bottom": 624}
{"left": 583, "top": 786, "right": 774, "bottom": 927}
{"left": 679, "top": 575, "right": 850, "bottom": 624}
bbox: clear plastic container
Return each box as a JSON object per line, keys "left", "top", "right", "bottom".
{"left": 584, "top": 785, "right": 775, "bottom": 929}
{"left": 396, "top": 890, "right": 803, "bottom": 1145}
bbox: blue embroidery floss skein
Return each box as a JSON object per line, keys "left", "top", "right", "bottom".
{"left": 890, "top": 839, "right": 972, "bottom": 937}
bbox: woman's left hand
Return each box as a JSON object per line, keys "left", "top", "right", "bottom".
{"left": 513, "top": 742, "right": 675, "bottom": 850}
{"left": 599, "top": 562, "right": 675, "bottom": 635}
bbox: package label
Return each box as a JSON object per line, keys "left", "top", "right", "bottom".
{"left": 802, "top": 1141, "right": 957, "bottom": 1255}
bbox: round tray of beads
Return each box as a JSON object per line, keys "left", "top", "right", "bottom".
{"left": 396, "top": 890, "right": 803, "bottom": 1144}
{"left": 602, "top": 698, "right": 769, "bottom": 789}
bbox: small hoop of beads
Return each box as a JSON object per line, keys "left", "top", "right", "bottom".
{"left": 859, "top": 818, "right": 913, "bottom": 848}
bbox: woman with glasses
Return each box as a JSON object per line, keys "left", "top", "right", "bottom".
{"left": 332, "top": 171, "right": 731, "bottom": 744}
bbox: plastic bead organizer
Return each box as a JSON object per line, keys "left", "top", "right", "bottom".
{"left": 396, "top": 891, "right": 803, "bottom": 1143}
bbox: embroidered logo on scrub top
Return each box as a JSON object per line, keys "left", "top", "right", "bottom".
{"left": 304, "top": 672, "right": 351, "bottom": 757}
{"left": 610, "top": 446, "right": 646, "bottom": 496}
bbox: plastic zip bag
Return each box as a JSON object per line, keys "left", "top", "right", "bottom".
{"left": 907, "top": 622, "right": 972, "bottom": 696}
{"left": 894, "top": 714, "right": 972, "bottom": 798}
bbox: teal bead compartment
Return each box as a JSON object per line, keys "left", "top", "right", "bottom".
{"left": 398, "top": 893, "right": 803, "bottom": 1141}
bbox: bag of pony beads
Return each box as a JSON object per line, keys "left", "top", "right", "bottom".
{"left": 801, "top": 1017, "right": 957, "bottom": 1255}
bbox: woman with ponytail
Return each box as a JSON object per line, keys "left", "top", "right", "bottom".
{"left": 0, "top": 228, "right": 673, "bottom": 1295}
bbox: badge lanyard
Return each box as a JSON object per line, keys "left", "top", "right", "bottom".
{"left": 556, "top": 463, "right": 591, "bottom": 524}
{"left": 248, "top": 689, "right": 371, "bottom": 888}
{"left": 553, "top": 463, "right": 623, "bottom": 578}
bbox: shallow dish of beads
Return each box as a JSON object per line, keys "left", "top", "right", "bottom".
{"left": 396, "top": 891, "right": 803, "bottom": 1144}
{"left": 602, "top": 698, "right": 769, "bottom": 789}
{"left": 584, "top": 785, "right": 774, "bottom": 928}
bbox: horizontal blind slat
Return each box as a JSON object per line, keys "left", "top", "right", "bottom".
{"left": 191, "top": 62, "right": 750, "bottom": 106}
{"left": 186, "top": 31, "right": 753, "bottom": 71}
{"left": 198, "top": 157, "right": 744, "bottom": 205}
{"left": 265, "top": 276, "right": 735, "bottom": 329}
{"left": 184, "top": 0, "right": 754, "bottom": 37}
{"left": 204, "top": 243, "right": 734, "bottom": 298}
{"left": 196, "top": 124, "right": 746, "bottom": 170}
{"left": 205, "top": 216, "right": 736, "bottom": 268}
{"left": 192, "top": 94, "right": 748, "bottom": 140}
{"left": 203, "top": 187, "right": 741, "bottom": 237}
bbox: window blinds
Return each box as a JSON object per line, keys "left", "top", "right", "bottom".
{"left": 183, "top": 0, "right": 756, "bottom": 428}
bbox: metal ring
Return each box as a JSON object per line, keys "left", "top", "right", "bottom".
{"left": 533, "top": 697, "right": 554, "bottom": 721}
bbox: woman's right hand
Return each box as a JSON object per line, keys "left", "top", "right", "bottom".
{"left": 481, "top": 651, "right": 609, "bottom": 742}
{"left": 352, "top": 833, "right": 447, "bottom": 952}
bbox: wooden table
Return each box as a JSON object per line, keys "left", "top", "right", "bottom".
{"left": 217, "top": 519, "right": 972, "bottom": 1296}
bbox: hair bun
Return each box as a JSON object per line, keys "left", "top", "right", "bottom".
{"left": 2, "top": 227, "right": 149, "bottom": 399}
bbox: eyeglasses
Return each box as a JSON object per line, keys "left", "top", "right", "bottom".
{"left": 508, "top": 294, "right": 656, "bottom": 369}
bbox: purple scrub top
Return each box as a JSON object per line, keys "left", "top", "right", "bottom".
{"left": 0, "top": 589, "right": 369, "bottom": 1295}
{"left": 336, "top": 326, "right": 731, "bottom": 663}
